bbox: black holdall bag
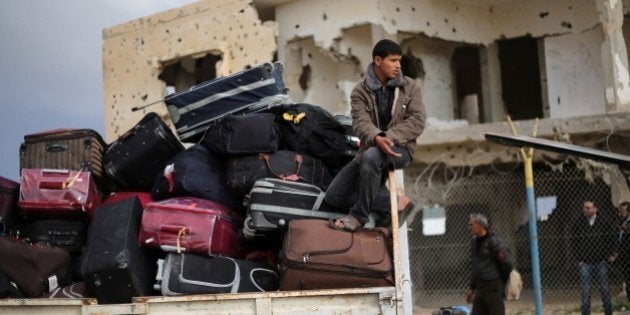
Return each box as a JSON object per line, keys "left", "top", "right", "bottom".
{"left": 151, "top": 144, "right": 243, "bottom": 211}
{"left": 158, "top": 252, "right": 279, "bottom": 296}
{"left": 226, "top": 150, "right": 333, "bottom": 198}
{"left": 201, "top": 112, "right": 280, "bottom": 157}
{"left": 21, "top": 219, "right": 88, "bottom": 253}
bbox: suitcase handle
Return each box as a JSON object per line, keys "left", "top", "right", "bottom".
{"left": 46, "top": 142, "right": 68, "bottom": 152}
{"left": 159, "top": 226, "right": 190, "bottom": 254}
{"left": 259, "top": 153, "right": 303, "bottom": 182}
{"left": 38, "top": 171, "right": 82, "bottom": 190}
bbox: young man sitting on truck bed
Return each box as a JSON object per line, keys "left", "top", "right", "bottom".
{"left": 325, "top": 39, "right": 426, "bottom": 231}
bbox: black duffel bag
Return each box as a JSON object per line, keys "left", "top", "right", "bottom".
{"left": 151, "top": 144, "right": 243, "bottom": 211}
{"left": 271, "top": 103, "right": 354, "bottom": 173}
{"left": 226, "top": 150, "right": 332, "bottom": 198}
{"left": 200, "top": 112, "right": 280, "bottom": 157}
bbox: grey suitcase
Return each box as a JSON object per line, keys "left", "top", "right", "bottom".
{"left": 242, "top": 178, "right": 345, "bottom": 238}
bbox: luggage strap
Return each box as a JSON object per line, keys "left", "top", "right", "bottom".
{"left": 176, "top": 228, "right": 189, "bottom": 254}
{"left": 62, "top": 171, "right": 83, "bottom": 189}
{"left": 259, "top": 153, "right": 303, "bottom": 182}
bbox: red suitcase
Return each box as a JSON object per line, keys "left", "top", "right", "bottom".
{"left": 18, "top": 169, "right": 102, "bottom": 220}
{"left": 0, "top": 176, "right": 20, "bottom": 235}
{"left": 139, "top": 197, "right": 246, "bottom": 258}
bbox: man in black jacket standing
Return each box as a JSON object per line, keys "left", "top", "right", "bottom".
{"left": 466, "top": 213, "right": 513, "bottom": 315}
{"left": 571, "top": 200, "right": 614, "bottom": 315}
{"left": 615, "top": 201, "right": 630, "bottom": 301}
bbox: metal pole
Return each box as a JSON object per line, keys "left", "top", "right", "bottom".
{"left": 508, "top": 117, "right": 543, "bottom": 315}
{"left": 523, "top": 156, "right": 544, "bottom": 315}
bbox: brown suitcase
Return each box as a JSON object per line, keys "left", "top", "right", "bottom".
{"left": 19, "top": 128, "right": 109, "bottom": 190}
{"left": 0, "top": 236, "right": 72, "bottom": 297}
{"left": 279, "top": 219, "right": 394, "bottom": 290}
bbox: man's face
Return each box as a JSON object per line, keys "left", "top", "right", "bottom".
{"left": 374, "top": 54, "right": 401, "bottom": 80}
{"left": 583, "top": 201, "right": 597, "bottom": 218}
{"left": 468, "top": 218, "right": 485, "bottom": 237}
{"left": 618, "top": 204, "right": 629, "bottom": 218}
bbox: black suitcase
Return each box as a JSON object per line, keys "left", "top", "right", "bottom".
{"left": 165, "top": 62, "right": 291, "bottom": 143}
{"left": 21, "top": 219, "right": 87, "bottom": 253}
{"left": 104, "top": 112, "right": 184, "bottom": 191}
{"left": 243, "top": 178, "right": 345, "bottom": 238}
{"left": 158, "top": 253, "right": 279, "bottom": 296}
{"left": 151, "top": 144, "right": 243, "bottom": 211}
{"left": 81, "top": 196, "right": 156, "bottom": 304}
{"left": 226, "top": 150, "right": 332, "bottom": 198}
{"left": 19, "top": 128, "right": 111, "bottom": 191}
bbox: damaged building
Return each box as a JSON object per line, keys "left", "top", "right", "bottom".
{"left": 102, "top": 0, "right": 630, "bottom": 310}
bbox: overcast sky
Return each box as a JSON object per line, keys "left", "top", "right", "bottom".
{"left": 0, "top": 0, "right": 198, "bottom": 180}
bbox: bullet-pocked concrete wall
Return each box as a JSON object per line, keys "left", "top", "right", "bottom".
{"left": 102, "top": 0, "right": 622, "bottom": 141}
{"left": 544, "top": 26, "right": 606, "bottom": 118}
{"left": 272, "top": 0, "right": 606, "bottom": 121}
{"left": 102, "top": 0, "right": 277, "bottom": 141}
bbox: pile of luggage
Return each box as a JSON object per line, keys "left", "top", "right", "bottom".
{"left": 0, "top": 62, "right": 394, "bottom": 303}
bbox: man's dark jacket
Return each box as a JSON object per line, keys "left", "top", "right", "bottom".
{"left": 469, "top": 233, "right": 513, "bottom": 290}
{"left": 571, "top": 214, "right": 614, "bottom": 263}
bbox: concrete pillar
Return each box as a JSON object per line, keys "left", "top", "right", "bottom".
{"left": 480, "top": 43, "right": 506, "bottom": 122}
{"left": 595, "top": 0, "right": 630, "bottom": 112}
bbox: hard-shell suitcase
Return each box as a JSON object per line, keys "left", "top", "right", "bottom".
{"left": 81, "top": 196, "right": 155, "bottom": 304}
{"left": 139, "top": 197, "right": 246, "bottom": 258}
{"left": 18, "top": 168, "right": 102, "bottom": 220}
{"left": 0, "top": 176, "right": 20, "bottom": 236}
{"left": 226, "top": 150, "right": 332, "bottom": 198}
{"left": 158, "top": 253, "right": 279, "bottom": 296}
{"left": 20, "top": 219, "right": 87, "bottom": 253}
{"left": 104, "top": 112, "right": 184, "bottom": 191}
{"left": 242, "top": 178, "right": 344, "bottom": 238}
{"left": 0, "top": 236, "right": 72, "bottom": 297}
{"left": 151, "top": 144, "right": 242, "bottom": 211}
{"left": 279, "top": 219, "right": 394, "bottom": 291}
{"left": 19, "top": 128, "right": 109, "bottom": 190}
{"left": 165, "top": 62, "right": 291, "bottom": 143}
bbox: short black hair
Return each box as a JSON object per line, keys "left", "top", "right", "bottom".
{"left": 372, "top": 39, "right": 402, "bottom": 59}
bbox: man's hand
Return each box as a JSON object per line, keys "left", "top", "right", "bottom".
{"left": 375, "top": 134, "right": 402, "bottom": 157}
{"left": 465, "top": 288, "right": 474, "bottom": 304}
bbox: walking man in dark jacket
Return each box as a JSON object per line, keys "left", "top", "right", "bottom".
{"left": 613, "top": 201, "right": 630, "bottom": 300}
{"left": 466, "top": 213, "right": 513, "bottom": 315}
{"left": 325, "top": 39, "right": 426, "bottom": 231}
{"left": 571, "top": 200, "right": 615, "bottom": 315}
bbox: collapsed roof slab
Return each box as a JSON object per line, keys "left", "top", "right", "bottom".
{"left": 415, "top": 112, "right": 630, "bottom": 167}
